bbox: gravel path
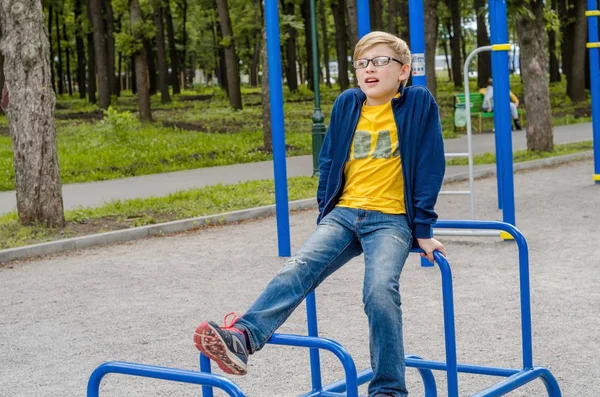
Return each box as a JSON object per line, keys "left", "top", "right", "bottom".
{"left": 0, "top": 160, "right": 598, "bottom": 397}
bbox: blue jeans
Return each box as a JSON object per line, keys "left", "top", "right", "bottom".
{"left": 235, "top": 206, "right": 412, "bottom": 397}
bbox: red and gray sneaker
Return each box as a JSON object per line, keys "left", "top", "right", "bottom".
{"left": 194, "top": 312, "right": 249, "bottom": 375}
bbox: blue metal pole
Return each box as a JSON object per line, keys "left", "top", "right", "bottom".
{"left": 488, "top": 0, "right": 515, "bottom": 225}
{"left": 306, "top": 291, "right": 323, "bottom": 392}
{"left": 587, "top": 1, "right": 600, "bottom": 184}
{"left": 408, "top": 0, "right": 427, "bottom": 87}
{"left": 356, "top": 0, "right": 370, "bottom": 38}
{"left": 264, "top": 0, "right": 291, "bottom": 256}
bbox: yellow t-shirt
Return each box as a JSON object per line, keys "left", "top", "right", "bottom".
{"left": 337, "top": 98, "right": 405, "bottom": 214}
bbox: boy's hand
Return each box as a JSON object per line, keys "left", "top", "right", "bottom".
{"left": 416, "top": 238, "right": 446, "bottom": 263}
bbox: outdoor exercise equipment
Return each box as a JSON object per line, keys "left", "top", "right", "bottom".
{"left": 87, "top": 220, "right": 561, "bottom": 396}
{"left": 587, "top": 1, "right": 600, "bottom": 184}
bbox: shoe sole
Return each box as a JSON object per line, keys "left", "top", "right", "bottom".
{"left": 194, "top": 322, "right": 248, "bottom": 375}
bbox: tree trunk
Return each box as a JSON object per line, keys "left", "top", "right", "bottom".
{"left": 216, "top": 0, "right": 242, "bottom": 109}
{"left": 442, "top": 33, "right": 452, "bottom": 81}
{"left": 448, "top": 0, "right": 462, "bottom": 87}
{"left": 55, "top": 11, "right": 64, "bottom": 95}
{"left": 130, "top": 56, "right": 137, "bottom": 93}
{"left": 345, "top": 0, "right": 358, "bottom": 51}
{"left": 165, "top": 2, "right": 181, "bottom": 94}
{"left": 566, "top": 0, "right": 586, "bottom": 102}
{"left": 143, "top": 38, "right": 158, "bottom": 95}
{"left": 301, "top": 0, "right": 315, "bottom": 90}
{"left": 181, "top": 0, "right": 188, "bottom": 82}
{"left": 397, "top": 0, "right": 409, "bottom": 43}
{"left": 0, "top": 0, "right": 65, "bottom": 227}
{"left": 320, "top": 0, "right": 331, "bottom": 88}
{"left": 424, "top": 0, "right": 438, "bottom": 98}
{"left": 63, "top": 23, "right": 73, "bottom": 96}
{"left": 250, "top": 33, "right": 260, "bottom": 87}
{"left": 86, "top": 29, "right": 96, "bottom": 103}
{"left": 154, "top": 3, "right": 171, "bottom": 103}
{"left": 331, "top": 0, "right": 349, "bottom": 91}
{"left": 88, "top": 0, "right": 111, "bottom": 108}
{"left": 104, "top": 0, "right": 119, "bottom": 97}
{"left": 388, "top": 0, "right": 398, "bottom": 34}
{"left": 559, "top": 0, "right": 573, "bottom": 89}
{"left": 48, "top": 5, "right": 56, "bottom": 93}
{"left": 370, "top": 0, "right": 383, "bottom": 31}
{"left": 0, "top": 26, "right": 4, "bottom": 116}
{"left": 474, "top": 0, "right": 490, "bottom": 88}
{"left": 74, "top": 0, "right": 87, "bottom": 98}
{"left": 548, "top": 0, "right": 561, "bottom": 82}
{"left": 261, "top": 24, "right": 271, "bottom": 152}
{"left": 129, "top": 0, "right": 153, "bottom": 121}
{"left": 516, "top": 0, "right": 553, "bottom": 152}
{"left": 283, "top": 0, "right": 298, "bottom": 92}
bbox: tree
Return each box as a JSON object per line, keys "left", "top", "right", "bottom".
{"left": 260, "top": 7, "right": 271, "bottom": 152}
{"left": 446, "top": 0, "right": 462, "bottom": 87}
{"left": 154, "top": 0, "right": 172, "bottom": 103}
{"left": 0, "top": 23, "right": 4, "bottom": 116}
{"left": 566, "top": 0, "right": 586, "bottom": 102}
{"left": 516, "top": 0, "right": 553, "bottom": 152}
{"left": 103, "top": 0, "right": 119, "bottom": 97}
{"left": 474, "top": 0, "right": 491, "bottom": 88}
{"left": 301, "top": 0, "right": 315, "bottom": 90}
{"left": 89, "top": 0, "right": 111, "bottom": 108}
{"left": 424, "top": 0, "right": 438, "bottom": 98}
{"left": 370, "top": 0, "right": 383, "bottom": 31}
{"left": 55, "top": 9, "right": 65, "bottom": 95}
{"left": 130, "top": 0, "right": 153, "bottom": 121}
{"left": 548, "top": 0, "right": 561, "bottom": 82}
{"left": 344, "top": 0, "right": 358, "bottom": 52}
{"left": 0, "top": 0, "right": 65, "bottom": 227}
{"left": 74, "top": 0, "right": 87, "bottom": 98}
{"left": 331, "top": 0, "right": 349, "bottom": 91}
{"left": 320, "top": 0, "right": 331, "bottom": 88}
{"left": 282, "top": 0, "right": 299, "bottom": 92}
{"left": 164, "top": 2, "right": 181, "bottom": 94}
{"left": 216, "top": 0, "right": 242, "bottom": 109}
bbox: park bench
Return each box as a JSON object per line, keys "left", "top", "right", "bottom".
{"left": 453, "top": 92, "right": 522, "bottom": 133}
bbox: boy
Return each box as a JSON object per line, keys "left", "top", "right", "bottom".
{"left": 194, "top": 31, "right": 446, "bottom": 397}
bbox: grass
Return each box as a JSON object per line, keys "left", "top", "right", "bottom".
{"left": 0, "top": 75, "right": 593, "bottom": 191}
{"left": 0, "top": 176, "right": 320, "bottom": 250}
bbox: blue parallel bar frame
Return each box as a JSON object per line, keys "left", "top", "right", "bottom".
{"left": 305, "top": 291, "right": 323, "bottom": 392}
{"left": 86, "top": 361, "right": 246, "bottom": 397}
{"left": 200, "top": 353, "right": 214, "bottom": 397}
{"left": 264, "top": 0, "right": 291, "bottom": 256}
{"left": 587, "top": 0, "right": 600, "bottom": 182}
{"left": 435, "top": 220, "right": 532, "bottom": 368}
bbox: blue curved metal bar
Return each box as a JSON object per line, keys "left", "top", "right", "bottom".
{"left": 405, "top": 355, "right": 438, "bottom": 397}
{"left": 471, "top": 367, "right": 562, "bottom": 397}
{"left": 434, "top": 219, "right": 533, "bottom": 369}
{"left": 86, "top": 361, "right": 246, "bottom": 397}
{"left": 268, "top": 333, "right": 359, "bottom": 397}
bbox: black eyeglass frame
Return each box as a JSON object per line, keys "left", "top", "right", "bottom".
{"left": 352, "top": 56, "right": 404, "bottom": 69}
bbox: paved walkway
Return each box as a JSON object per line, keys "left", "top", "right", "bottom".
{"left": 0, "top": 122, "right": 593, "bottom": 215}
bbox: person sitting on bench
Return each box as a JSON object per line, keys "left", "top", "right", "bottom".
{"left": 479, "top": 78, "right": 522, "bottom": 131}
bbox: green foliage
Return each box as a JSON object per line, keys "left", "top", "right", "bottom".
{"left": 115, "top": 31, "right": 143, "bottom": 55}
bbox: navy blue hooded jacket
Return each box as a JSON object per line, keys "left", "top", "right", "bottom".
{"left": 316, "top": 85, "right": 445, "bottom": 241}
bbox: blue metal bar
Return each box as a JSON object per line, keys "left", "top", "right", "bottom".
{"left": 408, "top": 0, "right": 427, "bottom": 87}
{"left": 587, "top": 1, "right": 600, "bottom": 183}
{"left": 200, "top": 354, "right": 214, "bottom": 397}
{"left": 264, "top": 0, "right": 291, "bottom": 256}
{"left": 488, "top": 0, "right": 515, "bottom": 223}
{"left": 433, "top": 251, "right": 459, "bottom": 396}
{"left": 356, "top": 0, "right": 370, "bottom": 38}
{"left": 267, "top": 333, "right": 359, "bottom": 397}
{"left": 488, "top": 0, "right": 503, "bottom": 210}
{"left": 434, "top": 220, "right": 533, "bottom": 368}
{"left": 405, "top": 357, "right": 519, "bottom": 378}
{"left": 472, "top": 367, "right": 562, "bottom": 397}
{"left": 305, "top": 291, "right": 323, "bottom": 392}
{"left": 86, "top": 361, "right": 246, "bottom": 397}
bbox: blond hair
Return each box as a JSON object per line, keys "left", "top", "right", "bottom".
{"left": 353, "top": 31, "right": 412, "bottom": 69}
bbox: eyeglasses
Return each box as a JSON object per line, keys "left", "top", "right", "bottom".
{"left": 352, "top": 56, "right": 403, "bottom": 69}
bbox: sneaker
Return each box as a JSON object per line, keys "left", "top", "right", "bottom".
{"left": 194, "top": 312, "right": 249, "bottom": 375}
